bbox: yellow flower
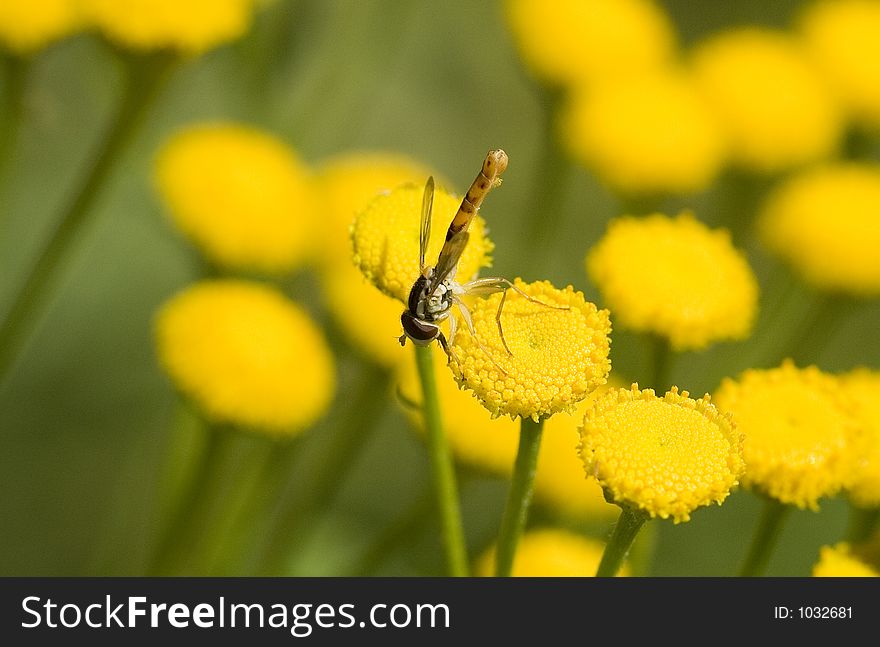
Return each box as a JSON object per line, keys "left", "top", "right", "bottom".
{"left": 505, "top": 0, "right": 676, "bottom": 87}
{"left": 714, "top": 362, "right": 858, "bottom": 510}
{"left": 561, "top": 70, "right": 726, "bottom": 195}
{"left": 813, "top": 543, "right": 879, "bottom": 577}
{"left": 800, "top": 0, "right": 880, "bottom": 128}
{"left": 154, "top": 122, "right": 315, "bottom": 274}
{"left": 449, "top": 279, "right": 611, "bottom": 421}
{"left": 476, "top": 528, "right": 628, "bottom": 577}
{"left": 759, "top": 164, "right": 880, "bottom": 296}
{"left": 396, "top": 347, "right": 617, "bottom": 519}
{"left": 350, "top": 183, "right": 493, "bottom": 303}
{"left": 82, "top": 0, "right": 255, "bottom": 53}
{"left": 586, "top": 212, "right": 758, "bottom": 350}
{"left": 314, "top": 152, "right": 434, "bottom": 269}
{"left": 579, "top": 384, "right": 744, "bottom": 523}
{"left": 0, "top": 0, "right": 81, "bottom": 54}
{"left": 839, "top": 369, "right": 880, "bottom": 507}
{"left": 691, "top": 28, "right": 842, "bottom": 173}
{"left": 155, "top": 279, "right": 335, "bottom": 435}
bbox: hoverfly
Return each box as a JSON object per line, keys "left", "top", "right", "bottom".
{"left": 399, "top": 150, "right": 565, "bottom": 367}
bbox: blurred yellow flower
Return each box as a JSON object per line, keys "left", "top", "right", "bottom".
{"left": 691, "top": 28, "right": 842, "bottom": 173}
{"left": 314, "top": 152, "right": 434, "bottom": 269}
{"left": 476, "top": 528, "right": 628, "bottom": 576}
{"left": 449, "top": 279, "right": 611, "bottom": 421}
{"left": 561, "top": 70, "right": 726, "bottom": 194}
{"left": 350, "top": 183, "right": 493, "bottom": 303}
{"left": 714, "top": 362, "right": 858, "bottom": 510}
{"left": 0, "top": 0, "right": 80, "bottom": 54}
{"left": 800, "top": 0, "right": 880, "bottom": 128}
{"left": 839, "top": 369, "right": 880, "bottom": 507}
{"left": 155, "top": 279, "right": 335, "bottom": 435}
{"left": 82, "top": 0, "right": 255, "bottom": 53}
{"left": 759, "top": 164, "right": 880, "bottom": 296}
{"left": 396, "top": 347, "right": 617, "bottom": 519}
{"left": 505, "top": 0, "right": 676, "bottom": 87}
{"left": 154, "top": 122, "right": 315, "bottom": 274}
{"left": 586, "top": 212, "right": 758, "bottom": 350}
{"left": 813, "top": 543, "right": 879, "bottom": 577}
{"left": 579, "top": 385, "right": 744, "bottom": 523}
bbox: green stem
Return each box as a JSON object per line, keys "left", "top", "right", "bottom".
{"left": 0, "top": 53, "right": 29, "bottom": 185}
{"left": 414, "top": 344, "right": 468, "bottom": 577}
{"left": 649, "top": 335, "right": 671, "bottom": 392}
{"left": 627, "top": 515, "right": 658, "bottom": 576}
{"left": 495, "top": 416, "right": 544, "bottom": 576}
{"left": 596, "top": 505, "right": 648, "bottom": 577}
{"left": 0, "top": 51, "right": 175, "bottom": 386}
{"left": 846, "top": 505, "right": 879, "bottom": 544}
{"left": 739, "top": 497, "right": 791, "bottom": 577}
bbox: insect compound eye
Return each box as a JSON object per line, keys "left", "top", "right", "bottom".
{"left": 401, "top": 311, "right": 439, "bottom": 344}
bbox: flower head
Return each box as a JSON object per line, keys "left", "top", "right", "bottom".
{"left": 350, "top": 183, "right": 493, "bottom": 303}
{"left": 561, "top": 70, "right": 726, "bottom": 195}
{"left": 759, "top": 164, "right": 880, "bottom": 296}
{"left": 155, "top": 279, "right": 335, "bottom": 435}
{"left": 0, "top": 0, "right": 80, "bottom": 54}
{"left": 476, "top": 528, "right": 628, "bottom": 576}
{"left": 154, "top": 122, "right": 315, "bottom": 274}
{"left": 799, "top": 0, "right": 880, "bottom": 128}
{"left": 579, "top": 384, "right": 744, "bottom": 523}
{"left": 690, "top": 28, "right": 842, "bottom": 173}
{"left": 587, "top": 212, "right": 758, "bottom": 350}
{"left": 449, "top": 279, "right": 611, "bottom": 421}
{"left": 396, "top": 347, "right": 617, "bottom": 519}
{"left": 505, "top": 0, "right": 676, "bottom": 87}
{"left": 714, "top": 362, "right": 858, "bottom": 509}
{"left": 813, "top": 543, "right": 879, "bottom": 577}
{"left": 839, "top": 369, "right": 880, "bottom": 507}
{"left": 82, "top": 0, "right": 255, "bottom": 53}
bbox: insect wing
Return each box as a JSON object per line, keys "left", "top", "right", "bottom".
{"left": 419, "top": 176, "right": 435, "bottom": 274}
{"left": 432, "top": 230, "right": 469, "bottom": 286}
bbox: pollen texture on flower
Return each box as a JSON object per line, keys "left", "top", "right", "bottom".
{"left": 505, "top": 0, "right": 676, "bottom": 87}
{"left": 813, "top": 543, "right": 879, "bottom": 577}
{"left": 714, "top": 362, "right": 858, "bottom": 510}
{"left": 799, "top": 0, "right": 880, "bottom": 128}
{"left": 0, "top": 0, "right": 81, "bottom": 54}
{"left": 587, "top": 212, "right": 758, "bottom": 350}
{"left": 82, "top": 0, "right": 255, "bottom": 53}
{"left": 350, "top": 183, "right": 493, "bottom": 303}
{"left": 839, "top": 369, "right": 880, "bottom": 507}
{"left": 579, "top": 385, "right": 744, "bottom": 523}
{"left": 759, "top": 164, "right": 880, "bottom": 296}
{"left": 476, "top": 528, "right": 628, "bottom": 577}
{"left": 449, "top": 279, "right": 611, "bottom": 421}
{"left": 561, "top": 70, "right": 726, "bottom": 195}
{"left": 154, "top": 122, "right": 315, "bottom": 274}
{"left": 155, "top": 280, "right": 335, "bottom": 435}
{"left": 690, "top": 27, "right": 842, "bottom": 173}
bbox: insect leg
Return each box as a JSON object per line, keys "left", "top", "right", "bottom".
{"left": 460, "top": 277, "right": 570, "bottom": 311}
{"left": 452, "top": 296, "right": 509, "bottom": 377}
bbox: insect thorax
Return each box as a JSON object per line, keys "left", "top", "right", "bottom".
{"left": 406, "top": 273, "right": 453, "bottom": 322}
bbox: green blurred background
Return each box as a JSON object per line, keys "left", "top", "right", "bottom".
{"left": 2, "top": 0, "right": 878, "bottom": 576}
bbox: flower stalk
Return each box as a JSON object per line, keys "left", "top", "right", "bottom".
{"left": 739, "top": 497, "right": 791, "bottom": 576}
{"left": 596, "top": 504, "right": 648, "bottom": 577}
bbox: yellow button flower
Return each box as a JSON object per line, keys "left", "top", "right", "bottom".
{"left": 314, "top": 152, "right": 434, "bottom": 269}
{"left": 691, "top": 28, "right": 842, "bottom": 173}
{"left": 813, "top": 543, "right": 879, "bottom": 577}
{"left": 714, "top": 362, "right": 858, "bottom": 510}
{"left": 0, "top": 0, "right": 80, "bottom": 54}
{"left": 800, "top": 0, "right": 880, "bottom": 128}
{"left": 505, "top": 0, "right": 676, "bottom": 87}
{"left": 350, "top": 183, "right": 493, "bottom": 303}
{"left": 586, "top": 212, "right": 758, "bottom": 350}
{"left": 476, "top": 528, "right": 629, "bottom": 577}
{"left": 840, "top": 369, "right": 880, "bottom": 507}
{"left": 396, "top": 347, "right": 617, "bottom": 519}
{"left": 155, "top": 279, "right": 335, "bottom": 435}
{"left": 561, "top": 70, "right": 726, "bottom": 195}
{"left": 759, "top": 164, "right": 880, "bottom": 296}
{"left": 154, "top": 122, "right": 315, "bottom": 274}
{"left": 82, "top": 0, "right": 255, "bottom": 53}
{"left": 449, "top": 279, "right": 611, "bottom": 421}
{"left": 579, "top": 385, "right": 744, "bottom": 523}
